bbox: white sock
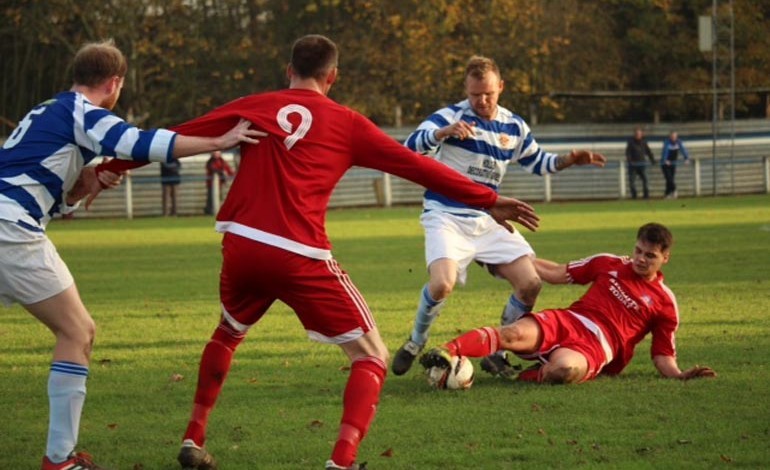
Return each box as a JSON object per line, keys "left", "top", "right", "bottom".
{"left": 46, "top": 362, "right": 88, "bottom": 462}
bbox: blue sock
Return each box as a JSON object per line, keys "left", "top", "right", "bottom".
{"left": 47, "top": 361, "right": 88, "bottom": 462}
{"left": 410, "top": 284, "right": 445, "bottom": 346}
{"left": 501, "top": 294, "right": 532, "bottom": 325}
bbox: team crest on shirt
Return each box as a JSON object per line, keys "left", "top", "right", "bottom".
{"left": 499, "top": 133, "right": 515, "bottom": 149}
{"left": 641, "top": 294, "right": 653, "bottom": 306}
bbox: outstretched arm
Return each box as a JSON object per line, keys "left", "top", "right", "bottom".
{"left": 653, "top": 355, "right": 717, "bottom": 380}
{"left": 555, "top": 149, "right": 607, "bottom": 171}
{"left": 533, "top": 258, "right": 570, "bottom": 284}
{"left": 171, "top": 119, "right": 264, "bottom": 158}
{"left": 486, "top": 196, "right": 540, "bottom": 233}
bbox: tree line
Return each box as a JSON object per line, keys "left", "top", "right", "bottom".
{"left": 2, "top": 0, "right": 769, "bottom": 137}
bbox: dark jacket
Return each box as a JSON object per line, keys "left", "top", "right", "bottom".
{"left": 625, "top": 138, "right": 655, "bottom": 165}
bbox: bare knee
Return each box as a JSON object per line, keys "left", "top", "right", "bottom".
{"left": 372, "top": 343, "right": 390, "bottom": 365}
{"left": 54, "top": 315, "right": 96, "bottom": 361}
{"left": 70, "top": 316, "right": 96, "bottom": 358}
{"left": 541, "top": 364, "right": 584, "bottom": 384}
{"left": 499, "top": 323, "right": 526, "bottom": 350}
{"left": 499, "top": 315, "right": 542, "bottom": 353}
{"left": 428, "top": 278, "right": 454, "bottom": 300}
{"left": 541, "top": 350, "right": 587, "bottom": 384}
{"left": 515, "top": 276, "right": 542, "bottom": 305}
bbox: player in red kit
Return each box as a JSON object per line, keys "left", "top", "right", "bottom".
{"left": 129, "top": 35, "right": 538, "bottom": 470}
{"left": 420, "top": 223, "right": 716, "bottom": 385}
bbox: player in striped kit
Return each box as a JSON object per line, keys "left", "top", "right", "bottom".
{"left": 0, "top": 40, "right": 262, "bottom": 470}
{"left": 420, "top": 223, "right": 717, "bottom": 384}
{"left": 392, "top": 55, "right": 607, "bottom": 378}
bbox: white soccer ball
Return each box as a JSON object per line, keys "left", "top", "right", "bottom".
{"left": 427, "top": 355, "right": 475, "bottom": 390}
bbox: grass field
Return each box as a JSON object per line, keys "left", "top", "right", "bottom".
{"left": 2, "top": 195, "right": 769, "bottom": 469}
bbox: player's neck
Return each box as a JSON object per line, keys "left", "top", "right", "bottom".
{"left": 70, "top": 84, "right": 107, "bottom": 108}
{"left": 289, "top": 78, "right": 327, "bottom": 96}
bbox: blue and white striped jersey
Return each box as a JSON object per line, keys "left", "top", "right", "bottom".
{"left": 405, "top": 99, "right": 558, "bottom": 216}
{"left": 0, "top": 91, "right": 176, "bottom": 232}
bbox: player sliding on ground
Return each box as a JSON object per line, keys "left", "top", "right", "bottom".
{"left": 420, "top": 223, "right": 717, "bottom": 384}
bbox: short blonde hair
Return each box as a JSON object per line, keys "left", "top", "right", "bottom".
{"left": 465, "top": 55, "right": 501, "bottom": 81}
{"left": 72, "top": 39, "right": 127, "bottom": 87}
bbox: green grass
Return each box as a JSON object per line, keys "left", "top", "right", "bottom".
{"left": 2, "top": 195, "right": 769, "bottom": 469}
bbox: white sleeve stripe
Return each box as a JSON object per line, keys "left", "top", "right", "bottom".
{"left": 148, "top": 129, "right": 175, "bottom": 162}
{"left": 87, "top": 114, "right": 123, "bottom": 152}
{"left": 114, "top": 126, "right": 141, "bottom": 157}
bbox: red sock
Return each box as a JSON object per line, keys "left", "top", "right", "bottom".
{"left": 517, "top": 366, "right": 543, "bottom": 382}
{"left": 330, "top": 357, "right": 386, "bottom": 467}
{"left": 445, "top": 327, "right": 501, "bottom": 357}
{"left": 183, "top": 321, "right": 245, "bottom": 446}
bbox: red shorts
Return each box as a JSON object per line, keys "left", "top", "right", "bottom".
{"left": 219, "top": 233, "right": 376, "bottom": 344}
{"left": 527, "top": 309, "right": 612, "bottom": 382}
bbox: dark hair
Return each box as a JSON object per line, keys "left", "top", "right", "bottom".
{"left": 637, "top": 223, "right": 673, "bottom": 251}
{"left": 72, "top": 40, "right": 127, "bottom": 87}
{"left": 290, "top": 34, "right": 338, "bottom": 80}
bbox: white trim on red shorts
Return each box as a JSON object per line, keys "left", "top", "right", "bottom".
{"left": 567, "top": 310, "right": 614, "bottom": 366}
{"left": 215, "top": 221, "right": 332, "bottom": 260}
{"left": 307, "top": 327, "right": 365, "bottom": 344}
{"left": 325, "top": 259, "right": 375, "bottom": 332}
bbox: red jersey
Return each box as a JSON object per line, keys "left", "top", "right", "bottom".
{"left": 170, "top": 89, "right": 498, "bottom": 259}
{"left": 565, "top": 254, "right": 679, "bottom": 375}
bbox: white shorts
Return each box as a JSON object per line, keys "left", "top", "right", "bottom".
{"left": 0, "top": 221, "right": 74, "bottom": 307}
{"left": 421, "top": 210, "right": 535, "bottom": 285}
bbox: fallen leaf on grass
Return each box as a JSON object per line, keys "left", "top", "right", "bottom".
{"left": 107, "top": 423, "right": 118, "bottom": 430}
{"left": 309, "top": 420, "right": 324, "bottom": 429}
{"left": 380, "top": 448, "right": 393, "bottom": 457}
{"left": 170, "top": 373, "right": 184, "bottom": 382}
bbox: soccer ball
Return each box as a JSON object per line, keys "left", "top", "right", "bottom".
{"left": 427, "top": 355, "right": 475, "bottom": 390}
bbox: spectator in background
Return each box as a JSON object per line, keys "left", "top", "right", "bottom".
{"left": 204, "top": 150, "right": 234, "bottom": 215}
{"left": 161, "top": 159, "right": 182, "bottom": 216}
{"left": 625, "top": 127, "right": 655, "bottom": 199}
{"left": 660, "top": 131, "right": 689, "bottom": 199}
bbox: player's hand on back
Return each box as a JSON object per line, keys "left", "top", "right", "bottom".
{"left": 488, "top": 196, "right": 539, "bottom": 233}
{"left": 218, "top": 118, "right": 268, "bottom": 148}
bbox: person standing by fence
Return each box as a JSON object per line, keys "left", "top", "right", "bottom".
{"left": 660, "top": 131, "right": 689, "bottom": 199}
{"left": 161, "top": 159, "right": 182, "bottom": 216}
{"left": 204, "top": 150, "right": 234, "bottom": 215}
{"left": 625, "top": 127, "right": 655, "bottom": 199}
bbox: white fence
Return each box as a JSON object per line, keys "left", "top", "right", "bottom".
{"left": 76, "top": 120, "right": 770, "bottom": 219}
